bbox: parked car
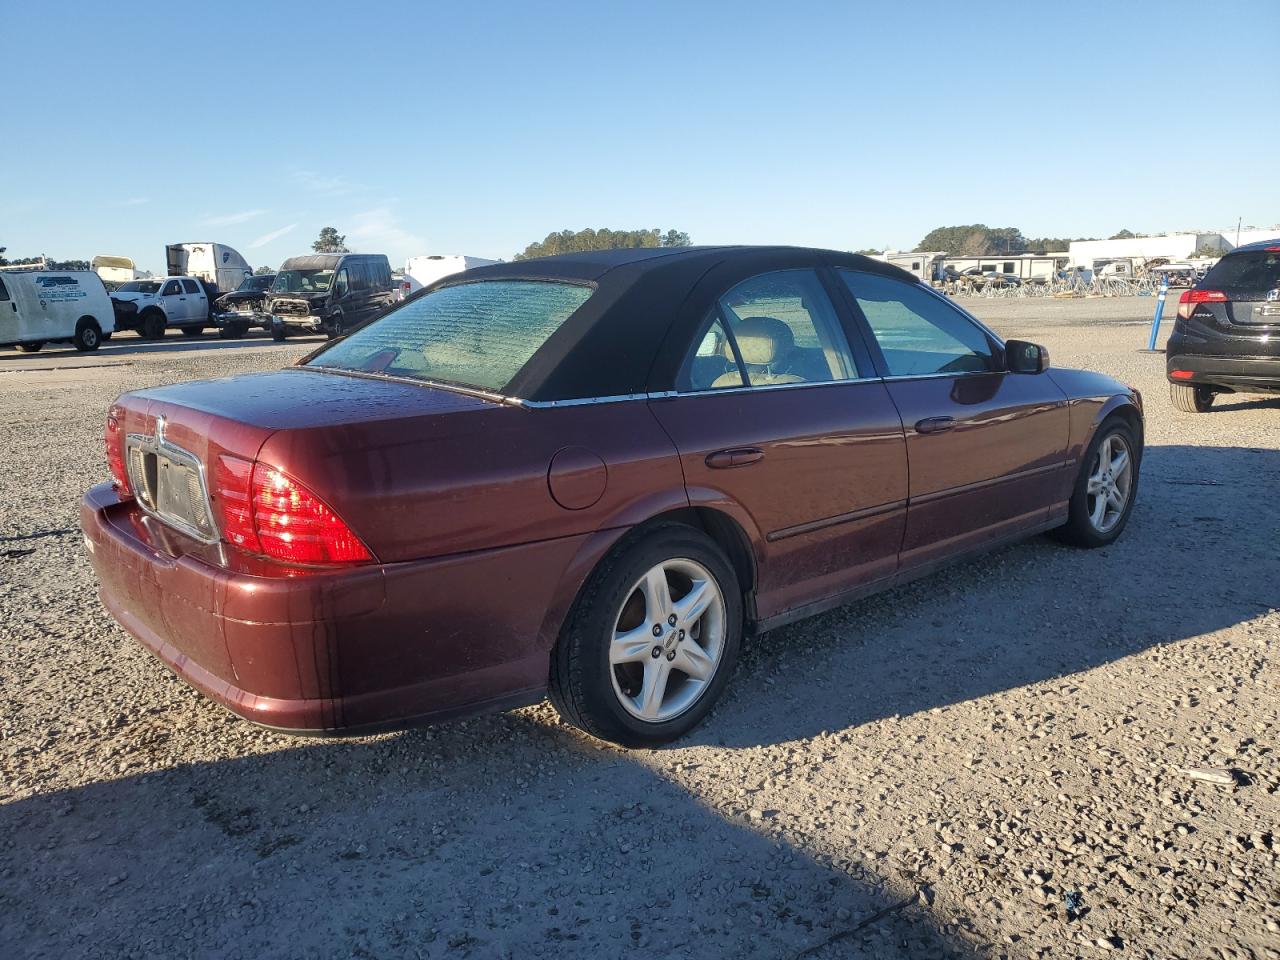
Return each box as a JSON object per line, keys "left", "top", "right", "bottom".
{"left": 213, "top": 274, "right": 275, "bottom": 339}
{"left": 265, "top": 253, "right": 395, "bottom": 340}
{"left": 1166, "top": 238, "right": 1280, "bottom": 412}
{"left": 82, "top": 246, "right": 1143, "bottom": 746}
{"left": 111, "top": 277, "right": 212, "bottom": 339}
{"left": 0, "top": 270, "right": 115, "bottom": 352}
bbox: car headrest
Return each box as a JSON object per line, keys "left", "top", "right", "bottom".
{"left": 724, "top": 316, "right": 794, "bottom": 366}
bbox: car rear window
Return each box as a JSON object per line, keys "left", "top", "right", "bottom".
{"left": 308, "top": 280, "right": 593, "bottom": 393}
{"left": 1202, "top": 250, "right": 1280, "bottom": 294}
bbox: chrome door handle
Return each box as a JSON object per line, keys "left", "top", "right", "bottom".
{"left": 914, "top": 416, "right": 956, "bottom": 434}
{"left": 706, "top": 447, "right": 764, "bottom": 469}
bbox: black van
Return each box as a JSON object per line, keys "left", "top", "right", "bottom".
{"left": 265, "top": 253, "right": 395, "bottom": 340}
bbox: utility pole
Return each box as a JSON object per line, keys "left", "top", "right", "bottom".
{"left": 1236, "top": 217, "right": 1242, "bottom": 248}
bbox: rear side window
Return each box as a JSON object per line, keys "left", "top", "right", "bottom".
{"left": 348, "top": 261, "right": 369, "bottom": 292}
{"left": 1203, "top": 251, "right": 1280, "bottom": 294}
{"left": 181, "top": 279, "right": 200, "bottom": 294}
{"left": 840, "top": 270, "right": 995, "bottom": 376}
{"left": 309, "top": 280, "right": 593, "bottom": 393}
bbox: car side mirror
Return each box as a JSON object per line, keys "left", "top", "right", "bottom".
{"left": 1005, "top": 339, "right": 1049, "bottom": 374}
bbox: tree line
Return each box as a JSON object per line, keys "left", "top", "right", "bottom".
{"left": 907, "top": 225, "right": 1167, "bottom": 257}
{"left": 515, "top": 228, "right": 690, "bottom": 261}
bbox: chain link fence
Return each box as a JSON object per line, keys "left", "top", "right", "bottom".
{"left": 946, "top": 277, "right": 1160, "bottom": 300}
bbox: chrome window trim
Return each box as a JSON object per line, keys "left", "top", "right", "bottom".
{"left": 668, "top": 375, "right": 882, "bottom": 399}
{"left": 124, "top": 418, "right": 220, "bottom": 545}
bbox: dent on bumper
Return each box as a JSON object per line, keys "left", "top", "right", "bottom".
{"left": 80, "top": 484, "right": 582, "bottom": 733}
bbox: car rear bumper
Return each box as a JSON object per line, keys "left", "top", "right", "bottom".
{"left": 1166, "top": 353, "right": 1280, "bottom": 393}
{"left": 80, "top": 483, "right": 585, "bottom": 734}
{"left": 212, "top": 311, "right": 269, "bottom": 329}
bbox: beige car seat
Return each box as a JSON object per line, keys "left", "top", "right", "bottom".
{"left": 711, "top": 316, "right": 805, "bottom": 388}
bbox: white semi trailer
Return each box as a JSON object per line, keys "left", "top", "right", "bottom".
{"left": 165, "top": 242, "right": 252, "bottom": 295}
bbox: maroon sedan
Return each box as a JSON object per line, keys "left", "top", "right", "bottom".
{"left": 82, "top": 247, "right": 1143, "bottom": 746}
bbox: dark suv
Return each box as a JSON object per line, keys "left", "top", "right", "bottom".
{"left": 265, "top": 253, "right": 395, "bottom": 340}
{"left": 1166, "top": 239, "right": 1280, "bottom": 412}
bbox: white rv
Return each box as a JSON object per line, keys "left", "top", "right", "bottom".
{"left": 165, "top": 243, "right": 252, "bottom": 296}
{"left": 0, "top": 271, "right": 115, "bottom": 352}
{"left": 400, "top": 255, "right": 499, "bottom": 299}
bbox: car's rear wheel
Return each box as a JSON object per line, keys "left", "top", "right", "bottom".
{"left": 549, "top": 525, "right": 742, "bottom": 746}
{"left": 73, "top": 318, "right": 102, "bottom": 352}
{"left": 1170, "top": 382, "right": 1215, "bottom": 413}
{"left": 1052, "top": 418, "right": 1139, "bottom": 548}
{"left": 16, "top": 341, "right": 43, "bottom": 353}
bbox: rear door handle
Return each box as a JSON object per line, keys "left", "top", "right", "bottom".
{"left": 914, "top": 416, "right": 956, "bottom": 435}
{"left": 705, "top": 447, "right": 765, "bottom": 469}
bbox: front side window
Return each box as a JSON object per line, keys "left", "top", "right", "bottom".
{"left": 308, "top": 280, "right": 593, "bottom": 393}
{"left": 161, "top": 280, "right": 182, "bottom": 296}
{"left": 839, "top": 270, "right": 995, "bottom": 377}
{"left": 333, "top": 269, "right": 351, "bottom": 297}
{"left": 686, "top": 269, "right": 859, "bottom": 391}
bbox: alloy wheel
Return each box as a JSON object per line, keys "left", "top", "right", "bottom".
{"left": 609, "top": 558, "right": 726, "bottom": 723}
{"left": 1086, "top": 432, "right": 1133, "bottom": 533}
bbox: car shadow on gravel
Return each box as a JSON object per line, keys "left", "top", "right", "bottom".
{"left": 1203, "top": 394, "right": 1280, "bottom": 413}
{"left": 686, "top": 443, "right": 1280, "bottom": 749}
{"left": 0, "top": 334, "right": 321, "bottom": 364}
{"left": 0, "top": 710, "right": 977, "bottom": 960}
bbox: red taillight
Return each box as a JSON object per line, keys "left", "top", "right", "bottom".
{"left": 213, "top": 455, "right": 372, "bottom": 565}
{"left": 1170, "top": 370, "right": 1194, "bottom": 380}
{"left": 214, "top": 455, "right": 260, "bottom": 553}
{"left": 105, "top": 411, "right": 131, "bottom": 497}
{"left": 1177, "top": 288, "right": 1227, "bottom": 319}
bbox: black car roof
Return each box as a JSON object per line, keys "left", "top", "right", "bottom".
{"left": 426, "top": 245, "right": 918, "bottom": 402}
{"left": 1224, "top": 238, "right": 1280, "bottom": 254}
{"left": 279, "top": 253, "right": 388, "bottom": 270}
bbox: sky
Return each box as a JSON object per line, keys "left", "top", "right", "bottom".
{"left": 4, "top": 0, "right": 1278, "bottom": 274}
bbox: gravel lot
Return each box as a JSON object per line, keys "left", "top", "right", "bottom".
{"left": 2, "top": 299, "right": 1278, "bottom": 960}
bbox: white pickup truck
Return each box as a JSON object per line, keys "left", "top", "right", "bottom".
{"left": 111, "top": 276, "right": 212, "bottom": 339}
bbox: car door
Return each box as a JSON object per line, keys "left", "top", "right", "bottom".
{"left": 158, "top": 279, "right": 184, "bottom": 323}
{"left": 180, "top": 279, "right": 206, "bottom": 323}
{"left": 0, "top": 276, "right": 20, "bottom": 342}
{"left": 648, "top": 268, "right": 908, "bottom": 622}
{"left": 836, "top": 269, "right": 1071, "bottom": 569}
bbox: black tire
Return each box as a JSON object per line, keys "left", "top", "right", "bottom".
{"left": 140, "top": 311, "right": 166, "bottom": 340}
{"left": 218, "top": 322, "right": 248, "bottom": 340}
{"left": 325, "top": 311, "right": 345, "bottom": 340}
{"left": 181, "top": 326, "right": 206, "bottom": 338}
{"left": 1052, "top": 417, "right": 1140, "bottom": 549}
{"left": 1170, "top": 382, "right": 1215, "bottom": 413}
{"left": 549, "top": 524, "right": 743, "bottom": 747}
{"left": 16, "top": 341, "right": 43, "bottom": 353}
{"left": 73, "top": 318, "right": 102, "bottom": 352}
{"left": 271, "top": 319, "right": 287, "bottom": 342}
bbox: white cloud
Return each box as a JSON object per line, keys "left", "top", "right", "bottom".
{"left": 292, "top": 170, "right": 364, "bottom": 197}
{"left": 203, "top": 209, "right": 267, "bottom": 227}
{"left": 346, "top": 206, "right": 426, "bottom": 258}
{"left": 249, "top": 223, "right": 298, "bottom": 248}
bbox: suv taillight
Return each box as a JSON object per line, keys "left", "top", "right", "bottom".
{"left": 105, "top": 410, "right": 132, "bottom": 497}
{"left": 214, "top": 455, "right": 372, "bottom": 565}
{"left": 1177, "top": 288, "right": 1227, "bottom": 320}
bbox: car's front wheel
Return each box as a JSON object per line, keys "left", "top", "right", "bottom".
{"left": 1052, "top": 418, "right": 1139, "bottom": 548}
{"left": 550, "top": 524, "right": 742, "bottom": 746}
{"left": 1170, "top": 382, "right": 1215, "bottom": 413}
